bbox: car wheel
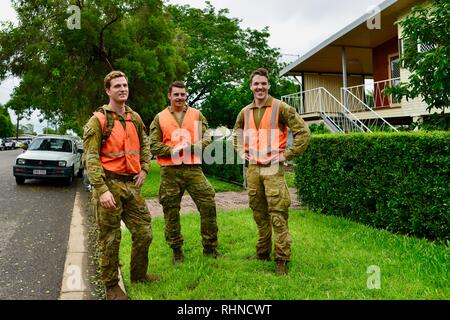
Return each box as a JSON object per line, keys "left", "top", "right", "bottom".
{"left": 15, "top": 177, "right": 25, "bottom": 184}
{"left": 77, "top": 166, "right": 84, "bottom": 178}
{"left": 65, "top": 166, "right": 74, "bottom": 185}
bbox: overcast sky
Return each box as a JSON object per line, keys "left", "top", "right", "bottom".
{"left": 0, "top": 0, "right": 385, "bottom": 132}
{"left": 167, "top": 0, "right": 385, "bottom": 57}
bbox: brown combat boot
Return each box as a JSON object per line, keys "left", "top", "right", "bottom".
{"left": 275, "top": 261, "right": 289, "bottom": 276}
{"left": 203, "top": 247, "right": 221, "bottom": 258}
{"left": 173, "top": 248, "right": 184, "bottom": 264}
{"left": 105, "top": 284, "right": 128, "bottom": 300}
{"left": 131, "top": 273, "right": 161, "bottom": 284}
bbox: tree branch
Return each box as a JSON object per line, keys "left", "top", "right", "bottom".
{"left": 189, "top": 86, "right": 209, "bottom": 105}
{"left": 97, "top": 16, "right": 121, "bottom": 71}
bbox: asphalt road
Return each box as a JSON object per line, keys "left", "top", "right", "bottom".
{"left": 0, "top": 149, "right": 81, "bottom": 300}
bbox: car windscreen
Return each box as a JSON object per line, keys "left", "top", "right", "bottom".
{"left": 29, "top": 138, "right": 73, "bottom": 153}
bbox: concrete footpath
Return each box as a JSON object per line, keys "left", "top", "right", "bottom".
{"left": 59, "top": 188, "right": 300, "bottom": 300}
{"left": 146, "top": 188, "right": 301, "bottom": 217}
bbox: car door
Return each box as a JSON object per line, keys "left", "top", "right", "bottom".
{"left": 71, "top": 141, "right": 80, "bottom": 173}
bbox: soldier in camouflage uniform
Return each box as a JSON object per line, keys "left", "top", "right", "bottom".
{"left": 233, "top": 68, "right": 310, "bottom": 275}
{"left": 150, "top": 81, "right": 219, "bottom": 264}
{"left": 83, "top": 71, "right": 159, "bottom": 300}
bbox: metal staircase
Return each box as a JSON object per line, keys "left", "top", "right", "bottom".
{"left": 282, "top": 87, "right": 369, "bottom": 133}
{"left": 321, "top": 111, "right": 367, "bottom": 133}
{"left": 281, "top": 86, "right": 397, "bottom": 133}
{"left": 342, "top": 78, "right": 399, "bottom": 132}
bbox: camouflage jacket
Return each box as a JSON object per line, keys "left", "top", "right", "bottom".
{"left": 83, "top": 104, "right": 151, "bottom": 196}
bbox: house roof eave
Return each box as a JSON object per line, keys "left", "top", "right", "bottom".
{"left": 280, "top": 0, "right": 399, "bottom": 77}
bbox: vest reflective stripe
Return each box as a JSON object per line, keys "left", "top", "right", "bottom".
{"left": 268, "top": 102, "right": 279, "bottom": 151}
{"left": 244, "top": 107, "right": 251, "bottom": 148}
{"left": 243, "top": 99, "right": 288, "bottom": 164}
{"left": 94, "top": 111, "right": 141, "bottom": 174}
{"left": 156, "top": 107, "right": 202, "bottom": 166}
{"left": 100, "top": 151, "right": 140, "bottom": 157}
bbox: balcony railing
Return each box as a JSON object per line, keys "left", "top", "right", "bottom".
{"left": 282, "top": 82, "right": 399, "bottom": 133}
{"left": 282, "top": 92, "right": 304, "bottom": 114}
{"left": 282, "top": 87, "right": 370, "bottom": 133}
{"left": 341, "top": 78, "right": 399, "bottom": 132}
{"left": 344, "top": 77, "right": 401, "bottom": 112}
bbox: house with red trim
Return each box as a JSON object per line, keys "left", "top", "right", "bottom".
{"left": 280, "top": 0, "right": 445, "bottom": 132}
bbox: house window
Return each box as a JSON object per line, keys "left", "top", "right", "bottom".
{"left": 388, "top": 54, "right": 401, "bottom": 105}
{"left": 389, "top": 55, "right": 400, "bottom": 79}
{"left": 417, "top": 43, "right": 438, "bottom": 53}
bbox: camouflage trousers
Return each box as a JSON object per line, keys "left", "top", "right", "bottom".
{"left": 159, "top": 165, "right": 218, "bottom": 250}
{"left": 246, "top": 163, "right": 292, "bottom": 261}
{"left": 94, "top": 178, "right": 152, "bottom": 287}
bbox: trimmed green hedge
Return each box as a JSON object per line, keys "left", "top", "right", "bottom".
{"left": 202, "top": 139, "right": 244, "bottom": 185}
{"left": 294, "top": 132, "right": 450, "bottom": 243}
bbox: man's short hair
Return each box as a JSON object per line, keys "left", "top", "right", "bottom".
{"left": 169, "top": 80, "right": 186, "bottom": 94}
{"left": 104, "top": 71, "right": 128, "bottom": 89}
{"left": 250, "top": 68, "right": 269, "bottom": 84}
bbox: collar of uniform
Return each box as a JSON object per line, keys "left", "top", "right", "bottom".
{"left": 249, "top": 96, "right": 273, "bottom": 109}
{"left": 168, "top": 104, "right": 188, "bottom": 113}
{"left": 103, "top": 104, "right": 133, "bottom": 114}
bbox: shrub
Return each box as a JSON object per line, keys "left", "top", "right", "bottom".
{"left": 202, "top": 139, "right": 244, "bottom": 184}
{"left": 309, "top": 123, "right": 330, "bottom": 134}
{"left": 294, "top": 132, "right": 450, "bottom": 242}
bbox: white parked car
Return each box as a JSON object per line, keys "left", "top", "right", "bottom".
{"left": 13, "top": 135, "right": 83, "bottom": 185}
{"left": 0, "top": 138, "right": 15, "bottom": 150}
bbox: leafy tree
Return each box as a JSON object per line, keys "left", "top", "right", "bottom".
{"left": 19, "top": 123, "right": 37, "bottom": 135}
{"left": 0, "top": 0, "right": 187, "bottom": 132}
{"left": 200, "top": 77, "right": 299, "bottom": 128}
{"left": 1, "top": 1, "right": 299, "bottom": 132}
{"left": 42, "top": 127, "right": 58, "bottom": 134}
{"left": 388, "top": 0, "right": 449, "bottom": 130}
{"left": 199, "top": 82, "right": 252, "bottom": 128}
{"left": 0, "top": 105, "right": 14, "bottom": 137}
{"left": 11, "top": 123, "right": 37, "bottom": 136}
{"left": 167, "top": 3, "right": 297, "bottom": 127}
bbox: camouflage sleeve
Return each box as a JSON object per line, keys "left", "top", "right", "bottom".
{"left": 197, "top": 111, "right": 212, "bottom": 151}
{"left": 133, "top": 112, "right": 151, "bottom": 173}
{"left": 232, "top": 109, "right": 245, "bottom": 158}
{"left": 279, "top": 102, "right": 311, "bottom": 161}
{"left": 149, "top": 114, "right": 173, "bottom": 157}
{"left": 83, "top": 116, "right": 109, "bottom": 196}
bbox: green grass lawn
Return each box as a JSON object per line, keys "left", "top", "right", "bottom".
{"left": 119, "top": 209, "right": 449, "bottom": 300}
{"left": 141, "top": 161, "right": 243, "bottom": 198}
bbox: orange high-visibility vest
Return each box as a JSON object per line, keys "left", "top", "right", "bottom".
{"left": 156, "top": 107, "right": 202, "bottom": 166}
{"left": 243, "top": 99, "right": 288, "bottom": 165}
{"left": 94, "top": 111, "right": 141, "bottom": 174}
